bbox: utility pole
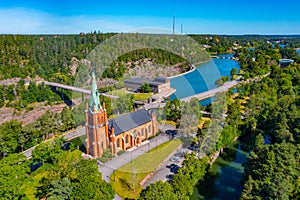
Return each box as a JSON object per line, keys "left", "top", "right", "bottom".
{"left": 173, "top": 15, "right": 175, "bottom": 35}
{"left": 181, "top": 24, "right": 183, "bottom": 34}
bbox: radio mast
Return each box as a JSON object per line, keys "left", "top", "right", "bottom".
{"left": 173, "top": 15, "right": 175, "bottom": 34}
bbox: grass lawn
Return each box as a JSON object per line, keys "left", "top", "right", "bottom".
{"left": 109, "top": 88, "right": 129, "bottom": 97}
{"left": 165, "top": 120, "right": 177, "bottom": 127}
{"left": 110, "top": 139, "right": 182, "bottom": 199}
{"left": 22, "top": 164, "right": 53, "bottom": 199}
{"left": 133, "top": 93, "right": 153, "bottom": 101}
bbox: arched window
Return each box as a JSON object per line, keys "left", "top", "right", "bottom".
{"left": 133, "top": 130, "right": 137, "bottom": 140}
{"left": 125, "top": 135, "right": 129, "bottom": 144}
{"left": 101, "top": 142, "right": 104, "bottom": 151}
{"left": 117, "top": 138, "right": 120, "bottom": 148}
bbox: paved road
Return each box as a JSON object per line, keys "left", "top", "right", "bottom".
{"left": 181, "top": 77, "right": 241, "bottom": 102}
{"left": 23, "top": 126, "right": 86, "bottom": 158}
{"left": 143, "top": 146, "right": 186, "bottom": 187}
{"left": 98, "top": 124, "right": 175, "bottom": 182}
{"left": 63, "top": 126, "right": 85, "bottom": 140}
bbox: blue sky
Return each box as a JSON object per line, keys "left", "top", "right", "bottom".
{"left": 1, "top": 0, "right": 300, "bottom": 34}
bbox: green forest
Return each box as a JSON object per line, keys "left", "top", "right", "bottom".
{"left": 0, "top": 81, "right": 62, "bottom": 110}
{"left": 0, "top": 138, "right": 114, "bottom": 200}
{"left": 0, "top": 33, "right": 300, "bottom": 199}
{"left": 141, "top": 37, "right": 300, "bottom": 199}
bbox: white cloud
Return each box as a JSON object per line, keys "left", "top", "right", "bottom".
{"left": 0, "top": 8, "right": 134, "bottom": 34}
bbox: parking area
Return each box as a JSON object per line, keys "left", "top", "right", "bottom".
{"left": 143, "top": 147, "right": 187, "bottom": 187}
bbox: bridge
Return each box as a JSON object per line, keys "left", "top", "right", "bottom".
{"left": 41, "top": 81, "right": 119, "bottom": 99}
{"left": 23, "top": 126, "right": 86, "bottom": 159}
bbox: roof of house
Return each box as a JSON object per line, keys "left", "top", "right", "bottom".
{"left": 108, "top": 109, "right": 152, "bottom": 136}
{"left": 153, "top": 77, "right": 168, "bottom": 83}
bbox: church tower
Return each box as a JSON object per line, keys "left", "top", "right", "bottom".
{"left": 85, "top": 69, "right": 109, "bottom": 158}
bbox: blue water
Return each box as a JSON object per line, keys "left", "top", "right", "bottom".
{"left": 297, "top": 49, "right": 300, "bottom": 55}
{"left": 192, "top": 144, "right": 248, "bottom": 200}
{"left": 170, "top": 58, "right": 240, "bottom": 100}
{"left": 199, "top": 97, "right": 217, "bottom": 106}
{"left": 272, "top": 44, "right": 286, "bottom": 48}
{"left": 218, "top": 53, "right": 234, "bottom": 58}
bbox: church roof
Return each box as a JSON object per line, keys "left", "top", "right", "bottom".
{"left": 109, "top": 109, "right": 152, "bottom": 136}
{"left": 89, "top": 68, "right": 102, "bottom": 112}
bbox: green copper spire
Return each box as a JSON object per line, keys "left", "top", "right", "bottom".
{"left": 89, "top": 68, "right": 102, "bottom": 112}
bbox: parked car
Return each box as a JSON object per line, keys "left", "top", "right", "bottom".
{"left": 169, "top": 156, "right": 181, "bottom": 163}
{"left": 188, "top": 146, "right": 200, "bottom": 152}
{"left": 174, "top": 151, "right": 185, "bottom": 157}
{"left": 165, "top": 129, "right": 178, "bottom": 136}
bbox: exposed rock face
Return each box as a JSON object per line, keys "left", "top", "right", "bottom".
{"left": 123, "top": 58, "right": 187, "bottom": 80}
{"left": 70, "top": 57, "right": 91, "bottom": 76}
{"left": 97, "top": 78, "right": 118, "bottom": 88}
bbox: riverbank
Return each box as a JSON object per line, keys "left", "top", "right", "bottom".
{"left": 168, "top": 59, "right": 211, "bottom": 79}
{"left": 170, "top": 58, "right": 241, "bottom": 100}
{"left": 168, "top": 64, "right": 196, "bottom": 79}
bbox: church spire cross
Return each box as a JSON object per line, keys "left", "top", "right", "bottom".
{"left": 89, "top": 68, "right": 102, "bottom": 112}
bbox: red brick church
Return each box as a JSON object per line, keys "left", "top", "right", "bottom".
{"left": 85, "top": 70, "right": 158, "bottom": 158}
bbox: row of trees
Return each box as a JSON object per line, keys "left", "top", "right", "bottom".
{"left": 191, "top": 34, "right": 300, "bottom": 54}
{"left": 0, "top": 106, "right": 74, "bottom": 157}
{"left": 242, "top": 138, "right": 299, "bottom": 199}
{"left": 0, "top": 138, "right": 115, "bottom": 199}
{"left": 0, "top": 80, "right": 62, "bottom": 110}
{"left": 230, "top": 51, "right": 300, "bottom": 198}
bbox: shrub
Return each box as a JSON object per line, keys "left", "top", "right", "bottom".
{"left": 117, "top": 150, "right": 125, "bottom": 156}
{"left": 97, "top": 157, "right": 108, "bottom": 163}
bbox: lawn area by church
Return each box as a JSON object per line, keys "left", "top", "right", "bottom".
{"left": 110, "top": 139, "right": 182, "bottom": 199}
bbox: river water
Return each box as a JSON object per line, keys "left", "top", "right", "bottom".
{"left": 169, "top": 57, "right": 246, "bottom": 199}
{"left": 192, "top": 143, "right": 248, "bottom": 200}
{"left": 170, "top": 58, "right": 240, "bottom": 106}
